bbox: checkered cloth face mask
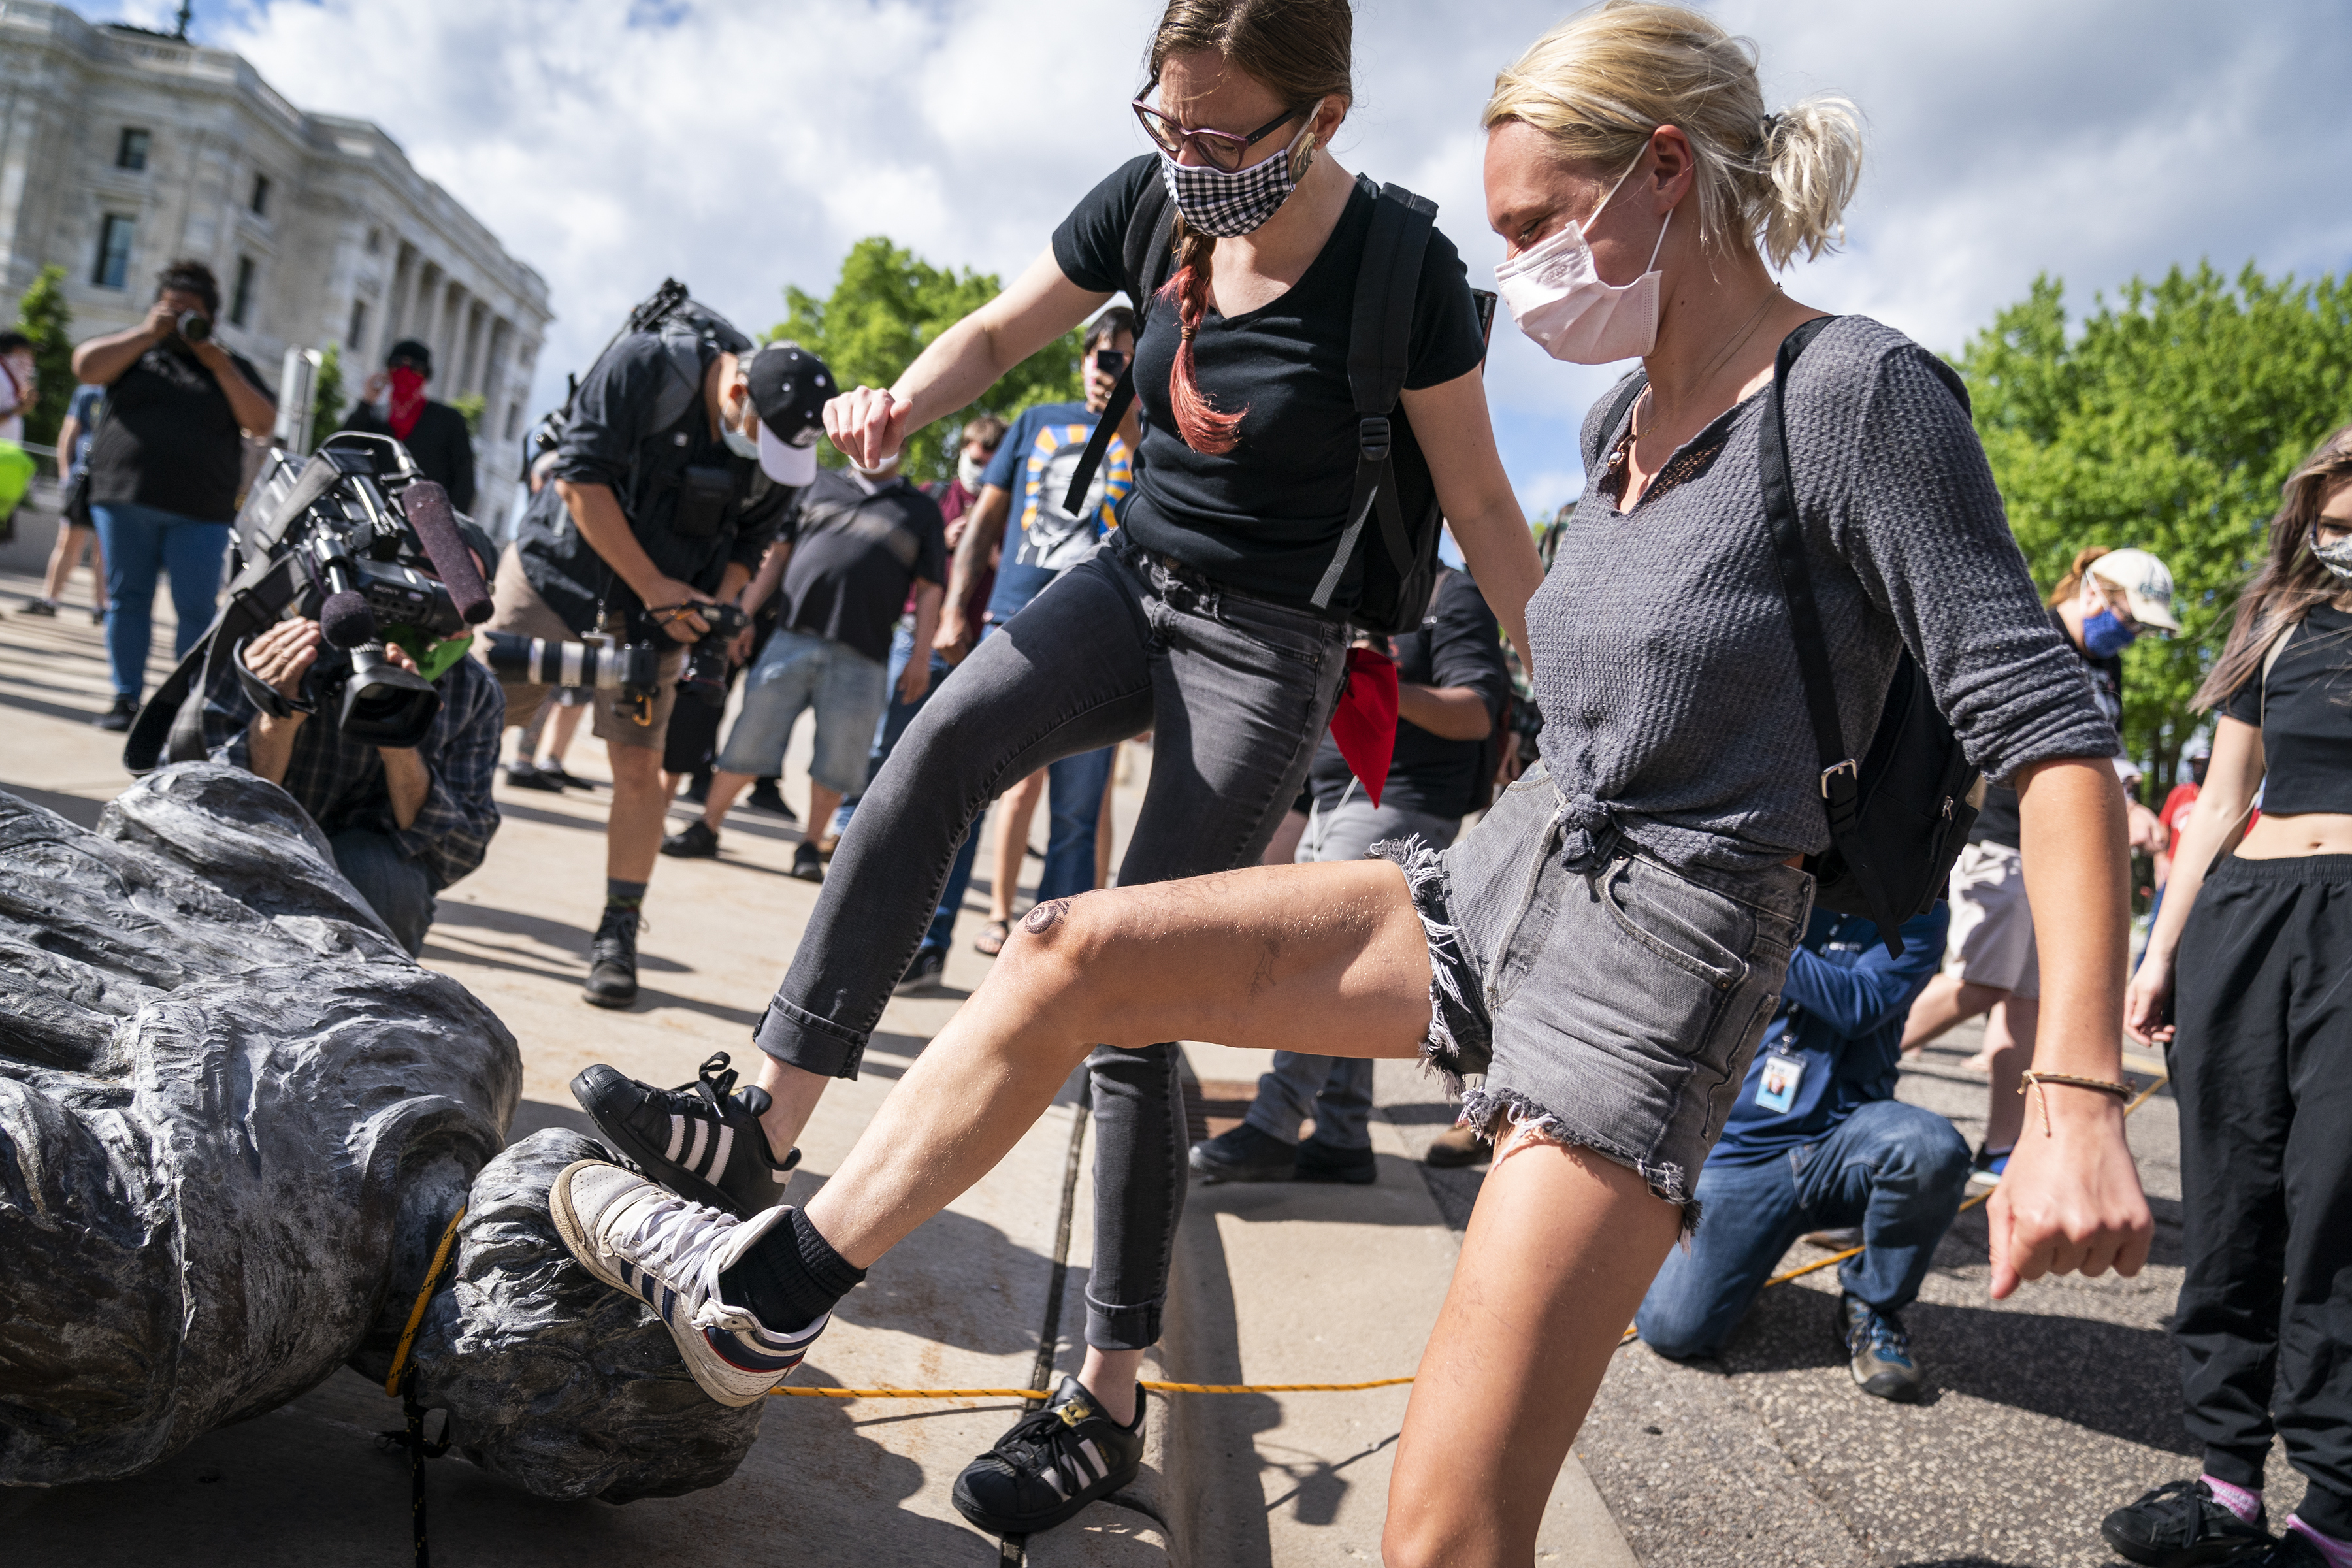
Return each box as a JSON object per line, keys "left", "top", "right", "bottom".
{"left": 1156, "top": 137, "right": 1305, "bottom": 240}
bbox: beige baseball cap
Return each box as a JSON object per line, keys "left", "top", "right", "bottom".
{"left": 2089, "top": 547, "right": 2181, "bottom": 634}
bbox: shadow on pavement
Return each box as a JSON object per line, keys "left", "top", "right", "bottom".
{"left": 0, "top": 781, "right": 108, "bottom": 828}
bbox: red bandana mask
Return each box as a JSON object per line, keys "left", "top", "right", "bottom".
{"left": 387, "top": 367, "right": 427, "bottom": 440}
{"left": 1328, "top": 645, "right": 1400, "bottom": 808}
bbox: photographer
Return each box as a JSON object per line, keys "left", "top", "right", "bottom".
{"left": 198, "top": 611, "right": 504, "bottom": 956}
{"left": 71, "top": 259, "right": 277, "bottom": 732}
{"left": 342, "top": 339, "right": 475, "bottom": 514}
{"left": 487, "top": 297, "right": 830, "bottom": 1009}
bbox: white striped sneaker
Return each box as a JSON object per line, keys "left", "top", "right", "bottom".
{"left": 548, "top": 1159, "right": 826, "bottom": 1407}
{"left": 571, "top": 1053, "right": 799, "bottom": 1219}
{"left": 951, "top": 1375, "right": 1147, "bottom": 1536}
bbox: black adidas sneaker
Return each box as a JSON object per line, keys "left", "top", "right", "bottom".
{"left": 571, "top": 1052, "right": 800, "bottom": 1219}
{"left": 951, "top": 1375, "right": 1145, "bottom": 1537}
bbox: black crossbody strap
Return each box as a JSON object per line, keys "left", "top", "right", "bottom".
{"left": 1314, "top": 180, "right": 1435, "bottom": 609}
{"left": 1757, "top": 316, "right": 1850, "bottom": 796}
{"left": 1060, "top": 178, "right": 1176, "bottom": 516}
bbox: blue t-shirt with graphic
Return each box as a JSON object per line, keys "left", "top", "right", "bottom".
{"left": 981, "top": 400, "right": 1132, "bottom": 622}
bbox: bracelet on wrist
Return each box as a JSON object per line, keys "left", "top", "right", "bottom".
{"left": 2017, "top": 1070, "right": 2133, "bottom": 1136}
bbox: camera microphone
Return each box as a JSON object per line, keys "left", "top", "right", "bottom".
{"left": 319, "top": 590, "right": 379, "bottom": 650}
{"left": 400, "top": 480, "right": 494, "bottom": 625}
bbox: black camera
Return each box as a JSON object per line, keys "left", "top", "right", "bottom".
{"left": 177, "top": 310, "right": 212, "bottom": 343}
{"left": 677, "top": 601, "right": 749, "bottom": 709}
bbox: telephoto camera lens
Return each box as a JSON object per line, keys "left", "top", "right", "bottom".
{"left": 177, "top": 311, "right": 212, "bottom": 343}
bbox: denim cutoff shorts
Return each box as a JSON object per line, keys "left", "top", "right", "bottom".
{"left": 717, "top": 629, "right": 890, "bottom": 795}
{"left": 1377, "top": 763, "right": 1812, "bottom": 1229}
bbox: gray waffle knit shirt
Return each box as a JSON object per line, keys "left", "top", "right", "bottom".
{"left": 1529, "top": 314, "right": 2119, "bottom": 875}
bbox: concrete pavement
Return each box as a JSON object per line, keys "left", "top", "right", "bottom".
{"left": 0, "top": 506, "right": 1633, "bottom": 1566}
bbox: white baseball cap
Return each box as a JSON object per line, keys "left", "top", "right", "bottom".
{"left": 2088, "top": 547, "right": 2181, "bottom": 634}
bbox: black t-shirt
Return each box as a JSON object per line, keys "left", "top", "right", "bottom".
{"left": 86, "top": 340, "right": 270, "bottom": 522}
{"left": 512, "top": 331, "right": 790, "bottom": 635}
{"left": 777, "top": 470, "right": 948, "bottom": 664}
{"left": 2223, "top": 602, "right": 2352, "bottom": 815}
{"left": 1052, "top": 155, "right": 1486, "bottom": 606}
{"left": 343, "top": 399, "right": 476, "bottom": 514}
{"left": 1308, "top": 568, "right": 1511, "bottom": 820}
{"left": 1970, "top": 606, "right": 2123, "bottom": 847}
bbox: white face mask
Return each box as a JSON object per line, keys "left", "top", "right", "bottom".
{"left": 1493, "top": 152, "right": 1671, "bottom": 364}
{"left": 958, "top": 451, "right": 988, "bottom": 490}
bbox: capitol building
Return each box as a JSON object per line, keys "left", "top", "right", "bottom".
{"left": 0, "top": 2, "right": 551, "bottom": 531}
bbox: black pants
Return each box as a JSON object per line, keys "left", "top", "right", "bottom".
{"left": 752, "top": 538, "right": 1347, "bottom": 1349}
{"left": 2171, "top": 854, "right": 2352, "bottom": 1535}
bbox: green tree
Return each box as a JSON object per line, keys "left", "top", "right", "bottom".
{"left": 308, "top": 343, "right": 345, "bottom": 449}
{"left": 14, "top": 264, "right": 76, "bottom": 449}
{"left": 1956, "top": 263, "right": 2352, "bottom": 796}
{"left": 772, "top": 237, "right": 1085, "bottom": 485}
{"left": 449, "top": 392, "right": 485, "bottom": 436}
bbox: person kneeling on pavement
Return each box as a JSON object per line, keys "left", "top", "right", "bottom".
{"left": 1635, "top": 902, "right": 1965, "bottom": 1403}
{"left": 199, "top": 614, "right": 504, "bottom": 956}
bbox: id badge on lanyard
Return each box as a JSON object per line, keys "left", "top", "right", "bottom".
{"left": 1754, "top": 1050, "right": 1806, "bottom": 1115}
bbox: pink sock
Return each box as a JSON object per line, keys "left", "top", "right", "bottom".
{"left": 2201, "top": 1475, "right": 2262, "bottom": 1526}
{"left": 2289, "top": 1518, "right": 2352, "bottom": 1568}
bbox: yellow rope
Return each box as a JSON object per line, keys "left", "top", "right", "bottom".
{"left": 384, "top": 1207, "right": 467, "bottom": 1397}
{"left": 770, "top": 1375, "right": 1415, "bottom": 1401}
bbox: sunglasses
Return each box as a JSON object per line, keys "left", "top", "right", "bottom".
{"left": 1090, "top": 348, "right": 1129, "bottom": 375}
{"left": 1132, "top": 94, "right": 1306, "bottom": 173}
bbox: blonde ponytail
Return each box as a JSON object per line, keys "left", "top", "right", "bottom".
{"left": 1484, "top": 3, "right": 1865, "bottom": 269}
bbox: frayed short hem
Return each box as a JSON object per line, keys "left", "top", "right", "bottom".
{"left": 1370, "top": 835, "right": 1490, "bottom": 1089}
{"left": 1460, "top": 1087, "right": 1702, "bottom": 1237}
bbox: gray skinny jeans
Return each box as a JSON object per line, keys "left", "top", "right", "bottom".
{"left": 1242, "top": 789, "right": 1462, "bottom": 1151}
{"left": 753, "top": 535, "right": 1347, "bottom": 1350}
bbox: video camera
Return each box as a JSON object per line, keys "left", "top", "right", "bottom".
{"left": 124, "top": 432, "right": 496, "bottom": 771}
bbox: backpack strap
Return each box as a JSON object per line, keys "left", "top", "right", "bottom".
{"left": 1060, "top": 177, "right": 1176, "bottom": 515}
{"left": 1755, "top": 314, "right": 1853, "bottom": 827}
{"left": 1311, "top": 180, "right": 1436, "bottom": 610}
{"left": 1592, "top": 371, "right": 1648, "bottom": 466}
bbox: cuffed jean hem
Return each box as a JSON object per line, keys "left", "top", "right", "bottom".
{"left": 753, "top": 994, "right": 868, "bottom": 1079}
{"left": 1085, "top": 1292, "right": 1162, "bottom": 1354}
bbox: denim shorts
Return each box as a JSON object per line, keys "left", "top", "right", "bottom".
{"left": 1379, "top": 762, "right": 1812, "bottom": 1228}
{"left": 717, "top": 628, "right": 889, "bottom": 794}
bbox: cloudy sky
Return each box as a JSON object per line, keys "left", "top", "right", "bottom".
{"left": 142, "top": 0, "right": 2352, "bottom": 515}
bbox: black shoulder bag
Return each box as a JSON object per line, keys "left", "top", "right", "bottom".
{"left": 1760, "top": 316, "right": 1980, "bottom": 956}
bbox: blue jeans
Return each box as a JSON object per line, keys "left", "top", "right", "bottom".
{"left": 715, "top": 629, "right": 888, "bottom": 794}
{"left": 91, "top": 502, "right": 231, "bottom": 700}
{"left": 329, "top": 828, "right": 434, "bottom": 957}
{"left": 1635, "top": 1098, "right": 1971, "bottom": 1358}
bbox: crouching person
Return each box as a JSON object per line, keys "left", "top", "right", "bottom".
{"left": 1635, "top": 903, "right": 1966, "bottom": 1402}
{"left": 200, "top": 615, "right": 504, "bottom": 954}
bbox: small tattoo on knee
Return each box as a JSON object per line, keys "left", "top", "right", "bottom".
{"left": 1022, "top": 898, "right": 1072, "bottom": 936}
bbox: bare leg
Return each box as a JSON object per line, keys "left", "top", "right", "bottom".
{"left": 1900, "top": 971, "right": 2010, "bottom": 1054}
{"left": 700, "top": 768, "right": 758, "bottom": 831}
{"left": 606, "top": 745, "right": 668, "bottom": 883}
{"left": 1095, "top": 743, "right": 1120, "bottom": 890}
{"left": 801, "top": 859, "right": 1432, "bottom": 1268}
{"left": 752, "top": 1054, "right": 830, "bottom": 1164}
{"left": 1261, "top": 807, "right": 1310, "bottom": 868}
{"left": 546, "top": 701, "right": 585, "bottom": 767}
{"left": 989, "top": 770, "right": 1047, "bottom": 922}
{"left": 807, "top": 784, "right": 841, "bottom": 846}
{"left": 1383, "top": 1138, "right": 1681, "bottom": 1568}
{"left": 1982, "top": 996, "right": 2038, "bottom": 1149}
{"left": 41, "top": 523, "right": 90, "bottom": 602}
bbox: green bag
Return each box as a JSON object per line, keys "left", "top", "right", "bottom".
{"left": 0, "top": 440, "right": 34, "bottom": 532}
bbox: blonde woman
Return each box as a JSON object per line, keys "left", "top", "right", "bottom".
{"left": 553, "top": 6, "right": 2149, "bottom": 1561}
{"left": 2102, "top": 426, "right": 2352, "bottom": 1568}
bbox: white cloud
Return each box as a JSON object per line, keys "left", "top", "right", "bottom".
{"left": 167, "top": 0, "right": 2352, "bottom": 515}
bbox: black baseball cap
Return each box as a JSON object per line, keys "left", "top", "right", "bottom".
{"left": 387, "top": 338, "right": 433, "bottom": 376}
{"left": 745, "top": 341, "right": 834, "bottom": 487}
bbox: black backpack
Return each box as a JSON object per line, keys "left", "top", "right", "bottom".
{"left": 1060, "top": 174, "right": 1477, "bottom": 633}
{"left": 1592, "top": 316, "right": 1980, "bottom": 956}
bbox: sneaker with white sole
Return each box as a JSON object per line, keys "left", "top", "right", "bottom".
{"left": 548, "top": 1159, "right": 827, "bottom": 1407}
{"left": 570, "top": 1051, "right": 799, "bottom": 1219}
